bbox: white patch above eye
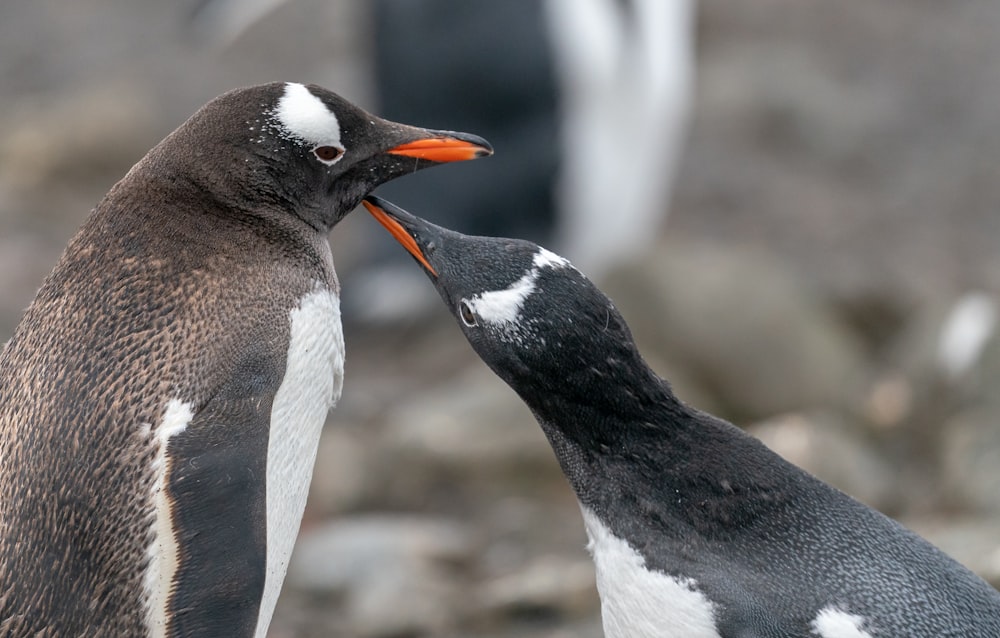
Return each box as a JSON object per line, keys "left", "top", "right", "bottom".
{"left": 274, "top": 82, "right": 344, "bottom": 153}
{"left": 810, "top": 606, "right": 873, "bottom": 638}
{"left": 467, "top": 247, "right": 574, "bottom": 326}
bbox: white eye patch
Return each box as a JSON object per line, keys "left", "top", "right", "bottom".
{"left": 467, "top": 274, "right": 537, "bottom": 325}
{"left": 466, "top": 248, "right": 572, "bottom": 325}
{"left": 274, "top": 82, "right": 345, "bottom": 161}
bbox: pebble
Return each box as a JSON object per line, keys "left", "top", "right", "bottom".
{"left": 476, "top": 555, "right": 598, "bottom": 622}
{"left": 905, "top": 516, "right": 1000, "bottom": 589}
{"left": 288, "top": 515, "right": 477, "bottom": 637}
{"left": 378, "top": 364, "right": 563, "bottom": 488}
{"left": 604, "top": 238, "right": 866, "bottom": 421}
{"left": 942, "top": 408, "right": 1000, "bottom": 515}
{"left": 749, "top": 411, "right": 897, "bottom": 511}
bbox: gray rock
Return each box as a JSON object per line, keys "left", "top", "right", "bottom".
{"left": 348, "top": 563, "right": 459, "bottom": 638}
{"left": 288, "top": 515, "right": 477, "bottom": 637}
{"left": 883, "top": 293, "right": 996, "bottom": 392}
{"left": 866, "top": 293, "right": 1000, "bottom": 499}
{"left": 942, "top": 408, "right": 1000, "bottom": 515}
{"left": 0, "top": 233, "right": 59, "bottom": 336}
{"left": 905, "top": 516, "right": 1000, "bottom": 589}
{"left": 379, "top": 363, "right": 563, "bottom": 488}
{"left": 748, "top": 411, "right": 897, "bottom": 510}
{"left": 604, "top": 239, "right": 866, "bottom": 421}
{"left": 457, "top": 616, "right": 604, "bottom": 638}
{"left": 289, "top": 515, "right": 476, "bottom": 592}
{"left": 0, "top": 87, "right": 158, "bottom": 197}
{"left": 478, "top": 495, "right": 589, "bottom": 571}
{"left": 476, "top": 555, "right": 598, "bottom": 622}
{"left": 306, "top": 424, "right": 373, "bottom": 518}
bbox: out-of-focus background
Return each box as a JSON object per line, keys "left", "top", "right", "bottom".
{"left": 2, "top": 1, "right": 999, "bottom": 636}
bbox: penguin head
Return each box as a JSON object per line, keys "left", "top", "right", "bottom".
{"left": 362, "top": 196, "right": 648, "bottom": 416}
{"left": 143, "top": 82, "right": 492, "bottom": 232}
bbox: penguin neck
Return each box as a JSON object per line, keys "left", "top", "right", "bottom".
{"left": 526, "top": 362, "right": 687, "bottom": 484}
{"left": 132, "top": 133, "right": 331, "bottom": 235}
{"left": 100, "top": 153, "right": 332, "bottom": 270}
{"left": 519, "top": 346, "right": 682, "bottom": 450}
{"left": 524, "top": 361, "right": 796, "bottom": 540}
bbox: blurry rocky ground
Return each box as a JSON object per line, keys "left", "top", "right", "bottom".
{"left": 2, "top": 1, "right": 999, "bottom": 637}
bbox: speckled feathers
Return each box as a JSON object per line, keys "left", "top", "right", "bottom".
{"left": 0, "top": 83, "right": 490, "bottom": 636}
{"left": 363, "top": 197, "right": 1000, "bottom": 638}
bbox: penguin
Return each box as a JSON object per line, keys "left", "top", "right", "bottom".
{"left": 361, "top": 195, "right": 1000, "bottom": 638}
{"left": 0, "top": 83, "right": 490, "bottom": 637}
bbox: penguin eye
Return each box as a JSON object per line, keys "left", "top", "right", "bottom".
{"left": 313, "top": 146, "right": 344, "bottom": 163}
{"left": 459, "top": 300, "right": 477, "bottom": 327}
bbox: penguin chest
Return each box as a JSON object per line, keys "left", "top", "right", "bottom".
{"left": 142, "top": 287, "right": 343, "bottom": 637}
{"left": 255, "top": 286, "right": 344, "bottom": 635}
{"left": 580, "top": 507, "right": 722, "bottom": 638}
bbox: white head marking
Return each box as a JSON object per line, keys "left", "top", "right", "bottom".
{"left": 468, "top": 275, "right": 538, "bottom": 325}
{"left": 274, "top": 82, "right": 345, "bottom": 162}
{"left": 533, "top": 247, "right": 571, "bottom": 270}
{"left": 466, "top": 247, "right": 573, "bottom": 328}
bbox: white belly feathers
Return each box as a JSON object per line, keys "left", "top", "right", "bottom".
{"left": 254, "top": 286, "right": 344, "bottom": 637}
{"left": 580, "top": 506, "right": 722, "bottom": 638}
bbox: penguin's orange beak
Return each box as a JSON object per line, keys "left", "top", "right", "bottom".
{"left": 362, "top": 199, "right": 438, "bottom": 276}
{"left": 387, "top": 133, "right": 493, "bottom": 163}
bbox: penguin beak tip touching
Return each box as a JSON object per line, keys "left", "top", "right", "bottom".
{"left": 362, "top": 196, "right": 439, "bottom": 277}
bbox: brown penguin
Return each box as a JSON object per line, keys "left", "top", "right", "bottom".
{"left": 0, "top": 82, "right": 491, "bottom": 637}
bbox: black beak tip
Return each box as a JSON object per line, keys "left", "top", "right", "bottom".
{"left": 362, "top": 194, "right": 421, "bottom": 228}
{"left": 444, "top": 130, "right": 494, "bottom": 156}
{"left": 471, "top": 136, "right": 494, "bottom": 157}
{"left": 363, "top": 194, "right": 397, "bottom": 216}
{"left": 363, "top": 194, "right": 386, "bottom": 209}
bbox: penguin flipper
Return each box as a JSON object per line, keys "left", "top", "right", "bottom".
{"left": 159, "top": 393, "right": 271, "bottom": 637}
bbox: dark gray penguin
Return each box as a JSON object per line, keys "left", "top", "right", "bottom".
{"left": 0, "top": 83, "right": 490, "bottom": 637}
{"left": 362, "top": 195, "right": 1000, "bottom": 638}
